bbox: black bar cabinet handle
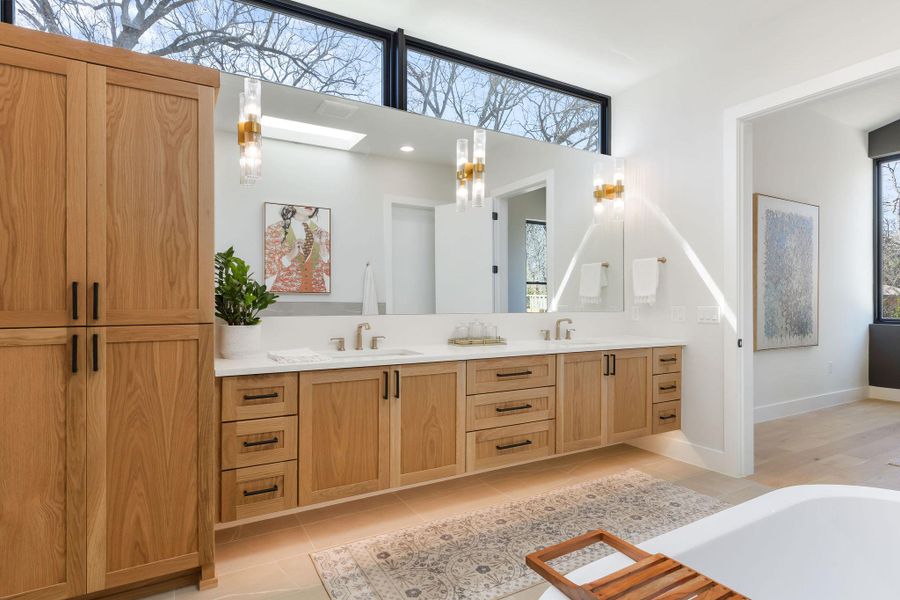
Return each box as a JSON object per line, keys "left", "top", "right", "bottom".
{"left": 603, "top": 354, "right": 609, "bottom": 376}
{"left": 243, "top": 392, "right": 279, "bottom": 401}
{"left": 394, "top": 370, "right": 400, "bottom": 399}
{"left": 659, "top": 414, "right": 677, "bottom": 421}
{"left": 92, "top": 334, "right": 98, "bottom": 372}
{"left": 242, "top": 437, "right": 278, "bottom": 447}
{"left": 659, "top": 385, "right": 677, "bottom": 391}
{"left": 495, "top": 404, "right": 532, "bottom": 413}
{"left": 72, "top": 282, "right": 79, "bottom": 320}
{"left": 496, "top": 439, "right": 532, "bottom": 451}
{"left": 660, "top": 357, "right": 677, "bottom": 363}
{"left": 92, "top": 282, "right": 99, "bottom": 320}
{"left": 611, "top": 353, "right": 616, "bottom": 375}
{"left": 243, "top": 485, "right": 278, "bottom": 497}
{"left": 496, "top": 370, "right": 532, "bottom": 378}
{"left": 71, "top": 334, "right": 78, "bottom": 373}
{"left": 383, "top": 371, "right": 389, "bottom": 400}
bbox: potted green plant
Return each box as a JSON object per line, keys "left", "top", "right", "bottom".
{"left": 215, "top": 247, "right": 278, "bottom": 358}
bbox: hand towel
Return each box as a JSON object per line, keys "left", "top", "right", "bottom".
{"left": 633, "top": 258, "right": 660, "bottom": 306}
{"left": 362, "top": 262, "right": 379, "bottom": 315}
{"left": 267, "top": 348, "right": 330, "bottom": 364}
{"left": 579, "top": 262, "right": 608, "bottom": 304}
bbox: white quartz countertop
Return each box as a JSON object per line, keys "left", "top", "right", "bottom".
{"left": 214, "top": 335, "right": 685, "bottom": 377}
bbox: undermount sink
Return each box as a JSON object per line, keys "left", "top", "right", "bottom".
{"left": 323, "top": 348, "right": 422, "bottom": 360}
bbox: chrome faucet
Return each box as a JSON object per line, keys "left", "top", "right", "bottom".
{"left": 355, "top": 322, "right": 371, "bottom": 351}
{"left": 555, "top": 318, "right": 573, "bottom": 340}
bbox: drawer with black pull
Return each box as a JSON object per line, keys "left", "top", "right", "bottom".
{"left": 466, "top": 420, "right": 555, "bottom": 472}
{"left": 652, "top": 401, "right": 681, "bottom": 434}
{"left": 221, "top": 416, "right": 297, "bottom": 469}
{"left": 221, "top": 372, "right": 298, "bottom": 422}
{"left": 466, "top": 355, "right": 556, "bottom": 394}
{"left": 652, "top": 347, "right": 682, "bottom": 375}
{"left": 652, "top": 373, "right": 681, "bottom": 404}
{"left": 467, "top": 387, "right": 556, "bottom": 431}
{"left": 221, "top": 460, "right": 298, "bottom": 522}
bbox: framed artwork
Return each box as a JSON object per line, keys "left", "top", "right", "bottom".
{"left": 264, "top": 202, "right": 332, "bottom": 294}
{"left": 753, "top": 193, "right": 819, "bottom": 350}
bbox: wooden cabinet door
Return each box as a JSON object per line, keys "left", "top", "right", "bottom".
{"left": 0, "top": 329, "right": 85, "bottom": 600}
{"left": 299, "top": 368, "right": 390, "bottom": 505}
{"left": 391, "top": 362, "right": 465, "bottom": 487}
{"left": 557, "top": 352, "right": 606, "bottom": 453}
{"left": 86, "top": 325, "right": 214, "bottom": 591}
{"left": 0, "top": 47, "right": 85, "bottom": 328}
{"left": 605, "top": 349, "right": 653, "bottom": 444}
{"left": 86, "top": 66, "right": 213, "bottom": 326}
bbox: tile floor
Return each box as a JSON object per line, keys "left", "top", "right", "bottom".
{"left": 148, "top": 399, "right": 900, "bottom": 599}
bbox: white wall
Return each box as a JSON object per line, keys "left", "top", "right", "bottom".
{"left": 390, "top": 204, "right": 436, "bottom": 314}
{"left": 751, "top": 107, "right": 872, "bottom": 422}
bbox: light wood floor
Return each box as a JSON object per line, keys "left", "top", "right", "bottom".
{"left": 149, "top": 399, "right": 900, "bottom": 600}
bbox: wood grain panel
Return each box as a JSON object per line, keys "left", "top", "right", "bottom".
{"left": 392, "top": 362, "right": 465, "bottom": 487}
{"left": 606, "top": 349, "right": 653, "bottom": 444}
{"left": 220, "top": 461, "right": 298, "bottom": 522}
{"left": 221, "top": 416, "right": 297, "bottom": 469}
{"left": 652, "top": 401, "right": 682, "bottom": 434}
{"left": 0, "top": 329, "right": 85, "bottom": 600}
{"left": 467, "top": 386, "right": 555, "bottom": 431}
{"left": 221, "top": 373, "right": 298, "bottom": 422}
{"left": 466, "top": 354, "right": 556, "bottom": 394}
{"left": 652, "top": 373, "right": 681, "bottom": 404}
{"left": 87, "top": 325, "right": 208, "bottom": 591}
{"left": 0, "top": 46, "right": 85, "bottom": 328}
{"left": 557, "top": 352, "right": 606, "bottom": 453}
{"left": 652, "top": 346, "right": 682, "bottom": 375}
{"left": 87, "top": 66, "right": 213, "bottom": 326}
{"left": 465, "top": 420, "right": 555, "bottom": 472}
{"left": 299, "top": 368, "right": 390, "bottom": 505}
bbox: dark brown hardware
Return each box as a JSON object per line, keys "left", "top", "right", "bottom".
{"left": 611, "top": 353, "right": 616, "bottom": 375}
{"left": 91, "top": 334, "right": 99, "bottom": 372}
{"left": 71, "top": 334, "right": 78, "bottom": 373}
{"left": 243, "top": 484, "right": 278, "bottom": 497}
{"left": 395, "top": 369, "right": 400, "bottom": 399}
{"left": 92, "top": 282, "right": 99, "bottom": 320}
{"left": 243, "top": 392, "right": 279, "bottom": 401}
{"left": 659, "top": 357, "right": 677, "bottom": 363}
{"left": 603, "top": 354, "right": 609, "bottom": 376}
{"left": 496, "top": 370, "right": 533, "bottom": 378}
{"left": 383, "top": 371, "right": 389, "bottom": 400}
{"left": 242, "top": 436, "right": 279, "bottom": 447}
{"left": 659, "top": 384, "right": 677, "bottom": 391}
{"left": 659, "top": 414, "right": 677, "bottom": 421}
{"left": 495, "top": 404, "right": 533, "bottom": 413}
{"left": 496, "top": 439, "right": 532, "bottom": 451}
{"left": 72, "top": 282, "right": 78, "bottom": 320}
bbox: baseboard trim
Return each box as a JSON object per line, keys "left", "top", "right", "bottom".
{"left": 869, "top": 386, "right": 900, "bottom": 401}
{"left": 627, "top": 435, "right": 734, "bottom": 476}
{"left": 754, "top": 387, "right": 867, "bottom": 423}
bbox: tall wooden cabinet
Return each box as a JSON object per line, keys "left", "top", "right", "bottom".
{"left": 0, "top": 24, "right": 218, "bottom": 600}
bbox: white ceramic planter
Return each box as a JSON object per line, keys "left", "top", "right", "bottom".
{"left": 217, "top": 323, "right": 262, "bottom": 359}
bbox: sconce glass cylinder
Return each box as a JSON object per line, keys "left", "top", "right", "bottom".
{"left": 456, "top": 138, "right": 469, "bottom": 211}
{"left": 471, "top": 129, "right": 486, "bottom": 207}
{"left": 243, "top": 77, "right": 262, "bottom": 118}
{"left": 239, "top": 78, "right": 263, "bottom": 186}
{"left": 592, "top": 163, "right": 604, "bottom": 191}
{"left": 612, "top": 157, "right": 625, "bottom": 222}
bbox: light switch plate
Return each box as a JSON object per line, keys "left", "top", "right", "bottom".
{"left": 697, "top": 306, "right": 721, "bottom": 324}
{"left": 671, "top": 306, "right": 686, "bottom": 322}
{"left": 631, "top": 306, "right": 641, "bottom": 321}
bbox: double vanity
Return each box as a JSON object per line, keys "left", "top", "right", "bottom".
{"left": 215, "top": 333, "right": 684, "bottom": 525}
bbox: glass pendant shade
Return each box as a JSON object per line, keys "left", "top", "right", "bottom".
{"left": 239, "top": 79, "right": 263, "bottom": 186}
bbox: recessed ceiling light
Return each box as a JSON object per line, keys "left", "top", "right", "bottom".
{"left": 260, "top": 115, "right": 366, "bottom": 150}
{"left": 400, "top": 145, "right": 415, "bottom": 152}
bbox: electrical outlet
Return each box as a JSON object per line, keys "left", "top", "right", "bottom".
{"left": 671, "top": 306, "right": 686, "bottom": 322}
{"left": 631, "top": 306, "right": 641, "bottom": 321}
{"left": 697, "top": 306, "right": 721, "bottom": 324}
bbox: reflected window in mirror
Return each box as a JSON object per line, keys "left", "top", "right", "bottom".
{"left": 525, "top": 220, "right": 548, "bottom": 313}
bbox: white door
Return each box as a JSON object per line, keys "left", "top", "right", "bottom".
{"left": 391, "top": 204, "right": 436, "bottom": 314}
{"left": 434, "top": 200, "right": 494, "bottom": 313}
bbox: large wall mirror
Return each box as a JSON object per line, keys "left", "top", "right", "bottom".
{"left": 215, "top": 73, "right": 624, "bottom": 316}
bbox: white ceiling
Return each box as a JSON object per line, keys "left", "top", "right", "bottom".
{"left": 294, "top": 0, "right": 809, "bottom": 94}
{"left": 802, "top": 74, "right": 900, "bottom": 132}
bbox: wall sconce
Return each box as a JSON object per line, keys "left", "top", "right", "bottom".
{"left": 238, "top": 77, "right": 262, "bottom": 186}
{"left": 592, "top": 158, "right": 625, "bottom": 222}
{"left": 456, "top": 128, "right": 487, "bottom": 211}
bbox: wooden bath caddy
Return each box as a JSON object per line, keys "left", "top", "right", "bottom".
{"left": 526, "top": 528, "right": 749, "bottom": 599}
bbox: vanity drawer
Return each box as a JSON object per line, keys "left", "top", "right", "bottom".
{"left": 652, "top": 347, "right": 682, "bottom": 375}
{"left": 653, "top": 373, "right": 681, "bottom": 404}
{"left": 221, "top": 460, "right": 298, "bottom": 522}
{"left": 221, "top": 416, "right": 298, "bottom": 469}
{"left": 221, "top": 373, "right": 298, "bottom": 422}
{"left": 466, "top": 420, "right": 555, "bottom": 472}
{"left": 467, "top": 355, "right": 556, "bottom": 394}
{"left": 467, "top": 387, "right": 556, "bottom": 431}
{"left": 652, "top": 401, "right": 681, "bottom": 434}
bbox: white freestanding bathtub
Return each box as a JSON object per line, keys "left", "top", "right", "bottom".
{"left": 540, "top": 485, "right": 900, "bottom": 599}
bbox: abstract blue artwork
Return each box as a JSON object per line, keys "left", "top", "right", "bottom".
{"left": 754, "top": 194, "right": 819, "bottom": 350}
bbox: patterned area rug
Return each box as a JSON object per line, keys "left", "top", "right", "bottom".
{"left": 310, "top": 469, "right": 729, "bottom": 599}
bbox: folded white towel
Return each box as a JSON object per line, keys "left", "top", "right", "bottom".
{"left": 579, "top": 262, "right": 608, "bottom": 305}
{"left": 267, "top": 348, "right": 330, "bottom": 364}
{"left": 633, "top": 258, "right": 660, "bottom": 306}
{"left": 362, "top": 262, "right": 378, "bottom": 316}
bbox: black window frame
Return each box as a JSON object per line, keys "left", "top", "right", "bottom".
{"left": 874, "top": 152, "right": 900, "bottom": 323}
{"left": 1, "top": 0, "right": 611, "bottom": 154}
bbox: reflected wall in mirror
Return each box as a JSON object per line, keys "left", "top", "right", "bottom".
{"left": 214, "top": 74, "right": 624, "bottom": 316}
